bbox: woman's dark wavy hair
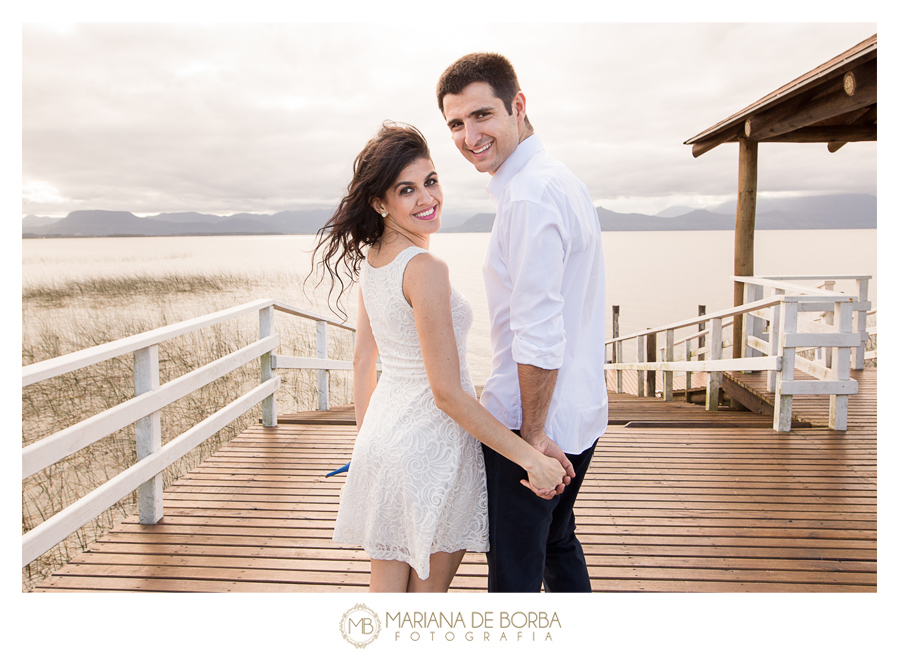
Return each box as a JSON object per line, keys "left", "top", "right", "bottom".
{"left": 308, "top": 121, "right": 431, "bottom": 321}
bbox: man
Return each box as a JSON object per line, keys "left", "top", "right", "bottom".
{"left": 437, "top": 53, "right": 608, "bottom": 593}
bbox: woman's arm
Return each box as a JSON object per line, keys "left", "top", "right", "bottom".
{"left": 404, "top": 253, "right": 569, "bottom": 495}
{"left": 353, "top": 288, "right": 379, "bottom": 430}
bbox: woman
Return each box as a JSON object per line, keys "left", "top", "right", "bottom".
{"left": 311, "top": 122, "right": 569, "bottom": 593}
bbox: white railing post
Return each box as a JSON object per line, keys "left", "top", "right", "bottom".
{"left": 636, "top": 336, "right": 645, "bottom": 397}
{"left": 853, "top": 277, "right": 869, "bottom": 370}
{"left": 820, "top": 281, "right": 835, "bottom": 368}
{"left": 829, "top": 301, "right": 853, "bottom": 430}
{"left": 663, "top": 329, "right": 674, "bottom": 401}
{"left": 614, "top": 340, "right": 623, "bottom": 394}
{"left": 135, "top": 345, "right": 163, "bottom": 524}
{"left": 767, "top": 288, "right": 784, "bottom": 393}
{"left": 615, "top": 340, "right": 623, "bottom": 394}
{"left": 317, "top": 320, "right": 329, "bottom": 411}
{"left": 774, "top": 300, "right": 798, "bottom": 432}
{"left": 260, "top": 305, "right": 278, "bottom": 427}
{"left": 684, "top": 338, "right": 692, "bottom": 391}
{"left": 705, "top": 318, "right": 722, "bottom": 412}
{"left": 743, "top": 283, "right": 763, "bottom": 363}
{"left": 612, "top": 306, "right": 623, "bottom": 394}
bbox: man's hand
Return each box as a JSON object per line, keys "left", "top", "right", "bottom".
{"left": 518, "top": 430, "right": 575, "bottom": 498}
{"left": 517, "top": 364, "right": 569, "bottom": 499}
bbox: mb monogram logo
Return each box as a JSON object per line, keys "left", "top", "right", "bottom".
{"left": 340, "top": 604, "right": 382, "bottom": 648}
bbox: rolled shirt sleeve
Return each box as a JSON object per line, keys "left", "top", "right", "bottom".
{"left": 504, "top": 199, "right": 568, "bottom": 370}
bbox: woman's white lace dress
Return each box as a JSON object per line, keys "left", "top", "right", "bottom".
{"left": 332, "top": 246, "right": 488, "bottom": 580}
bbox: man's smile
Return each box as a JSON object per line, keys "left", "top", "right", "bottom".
{"left": 471, "top": 140, "right": 493, "bottom": 155}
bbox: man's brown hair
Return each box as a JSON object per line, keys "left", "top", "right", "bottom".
{"left": 436, "top": 52, "right": 532, "bottom": 128}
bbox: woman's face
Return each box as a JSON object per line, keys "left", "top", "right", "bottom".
{"left": 374, "top": 157, "right": 442, "bottom": 238}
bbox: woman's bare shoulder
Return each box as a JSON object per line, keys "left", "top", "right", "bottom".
{"left": 406, "top": 250, "right": 449, "bottom": 280}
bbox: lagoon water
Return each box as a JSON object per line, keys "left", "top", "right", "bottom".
{"left": 22, "top": 229, "right": 877, "bottom": 384}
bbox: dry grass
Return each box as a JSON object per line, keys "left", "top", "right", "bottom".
{"left": 22, "top": 272, "right": 353, "bottom": 591}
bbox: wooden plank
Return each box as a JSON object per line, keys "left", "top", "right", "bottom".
{"left": 22, "top": 377, "right": 281, "bottom": 567}
{"left": 611, "top": 295, "right": 784, "bottom": 344}
{"left": 783, "top": 332, "right": 862, "bottom": 348}
{"left": 31, "top": 371, "right": 877, "bottom": 594}
{"left": 22, "top": 298, "right": 276, "bottom": 387}
{"left": 780, "top": 379, "right": 858, "bottom": 396}
{"left": 23, "top": 335, "right": 279, "bottom": 480}
{"left": 273, "top": 356, "right": 352, "bottom": 371}
{"left": 605, "top": 356, "right": 779, "bottom": 373}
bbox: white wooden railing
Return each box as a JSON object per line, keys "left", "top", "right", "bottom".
{"left": 865, "top": 308, "right": 877, "bottom": 362}
{"left": 21, "top": 299, "right": 357, "bottom": 568}
{"left": 606, "top": 275, "right": 871, "bottom": 433}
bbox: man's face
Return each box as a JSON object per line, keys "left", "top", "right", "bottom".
{"left": 442, "top": 81, "right": 525, "bottom": 175}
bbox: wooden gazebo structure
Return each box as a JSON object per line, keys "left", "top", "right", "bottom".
{"left": 685, "top": 34, "right": 877, "bottom": 352}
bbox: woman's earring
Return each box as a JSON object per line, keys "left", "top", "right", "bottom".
{"left": 380, "top": 210, "right": 388, "bottom": 218}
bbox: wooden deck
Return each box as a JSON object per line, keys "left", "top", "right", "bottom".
{"left": 33, "top": 371, "right": 876, "bottom": 593}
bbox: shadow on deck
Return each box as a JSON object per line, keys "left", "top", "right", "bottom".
{"left": 33, "top": 371, "right": 876, "bottom": 593}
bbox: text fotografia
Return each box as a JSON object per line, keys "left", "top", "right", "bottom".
{"left": 386, "top": 611, "right": 561, "bottom": 642}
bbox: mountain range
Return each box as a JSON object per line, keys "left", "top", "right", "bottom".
{"left": 443, "top": 193, "right": 876, "bottom": 232}
{"left": 22, "top": 194, "right": 875, "bottom": 238}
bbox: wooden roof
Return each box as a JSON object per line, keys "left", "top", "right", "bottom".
{"left": 686, "top": 34, "right": 877, "bottom": 157}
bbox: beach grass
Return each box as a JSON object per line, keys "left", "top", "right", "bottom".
{"left": 22, "top": 272, "right": 353, "bottom": 591}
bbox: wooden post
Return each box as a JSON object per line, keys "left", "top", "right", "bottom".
{"left": 664, "top": 329, "right": 674, "bottom": 401}
{"left": 706, "top": 318, "right": 722, "bottom": 411}
{"left": 743, "top": 283, "right": 763, "bottom": 363}
{"left": 698, "top": 305, "right": 706, "bottom": 362}
{"left": 734, "top": 138, "right": 758, "bottom": 358}
{"left": 135, "top": 345, "right": 163, "bottom": 524}
{"left": 767, "top": 288, "right": 785, "bottom": 393}
{"left": 774, "top": 300, "right": 797, "bottom": 432}
{"left": 829, "top": 301, "right": 852, "bottom": 430}
{"left": 317, "top": 320, "right": 329, "bottom": 411}
{"left": 647, "top": 331, "right": 656, "bottom": 398}
{"left": 684, "top": 338, "right": 692, "bottom": 391}
{"left": 695, "top": 305, "right": 706, "bottom": 394}
{"left": 637, "top": 335, "right": 645, "bottom": 397}
{"left": 613, "top": 305, "right": 622, "bottom": 394}
{"left": 853, "top": 277, "right": 869, "bottom": 370}
{"left": 821, "top": 280, "right": 835, "bottom": 368}
{"left": 260, "top": 306, "right": 278, "bottom": 427}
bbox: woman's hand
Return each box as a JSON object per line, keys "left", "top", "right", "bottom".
{"left": 521, "top": 452, "right": 567, "bottom": 499}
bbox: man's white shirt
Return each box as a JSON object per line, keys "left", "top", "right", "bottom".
{"left": 480, "top": 134, "right": 608, "bottom": 455}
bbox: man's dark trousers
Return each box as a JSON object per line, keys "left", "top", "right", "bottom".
{"left": 481, "top": 437, "right": 597, "bottom": 592}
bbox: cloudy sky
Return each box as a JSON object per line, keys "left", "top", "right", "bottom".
{"left": 21, "top": 20, "right": 878, "bottom": 221}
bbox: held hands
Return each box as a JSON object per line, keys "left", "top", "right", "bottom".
{"left": 522, "top": 455, "right": 567, "bottom": 500}
{"left": 519, "top": 431, "right": 576, "bottom": 500}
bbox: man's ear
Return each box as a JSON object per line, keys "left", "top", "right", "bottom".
{"left": 512, "top": 91, "right": 527, "bottom": 123}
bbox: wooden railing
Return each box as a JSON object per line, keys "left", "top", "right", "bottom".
{"left": 21, "top": 299, "right": 357, "bottom": 568}
{"left": 605, "top": 275, "right": 871, "bottom": 433}
{"left": 866, "top": 308, "right": 877, "bottom": 362}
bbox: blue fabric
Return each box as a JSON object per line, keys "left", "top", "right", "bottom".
{"left": 326, "top": 461, "right": 350, "bottom": 477}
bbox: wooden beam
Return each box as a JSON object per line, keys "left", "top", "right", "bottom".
{"left": 721, "top": 374, "right": 775, "bottom": 417}
{"left": 743, "top": 76, "right": 844, "bottom": 140}
{"left": 760, "top": 125, "right": 877, "bottom": 143}
{"left": 750, "top": 60, "right": 877, "bottom": 141}
{"left": 690, "top": 125, "right": 743, "bottom": 158}
{"left": 733, "top": 138, "right": 758, "bottom": 358}
{"left": 828, "top": 105, "right": 877, "bottom": 153}
{"left": 843, "top": 59, "right": 877, "bottom": 97}
{"left": 744, "top": 94, "right": 811, "bottom": 140}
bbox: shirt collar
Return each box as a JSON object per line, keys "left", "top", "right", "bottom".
{"left": 486, "top": 134, "right": 544, "bottom": 203}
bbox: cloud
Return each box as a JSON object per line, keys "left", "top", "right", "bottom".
{"left": 22, "top": 22, "right": 878, "bottom": 218}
